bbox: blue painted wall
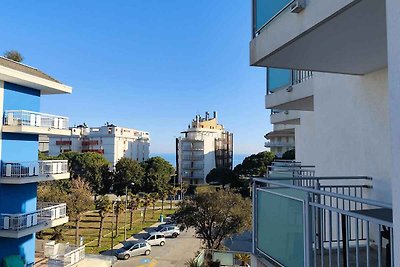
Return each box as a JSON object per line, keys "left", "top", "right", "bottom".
{"left": 0, "top": 82, "right": 41, "bottom": 266}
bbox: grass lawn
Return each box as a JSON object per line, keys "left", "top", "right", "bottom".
{"left": 40, "top": 207, "right": 177, "bottom": 254}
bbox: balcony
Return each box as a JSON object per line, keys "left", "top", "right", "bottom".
{"left": 0, "top": 160, "right": 69, "bottom": 184}
{"left": 271, "top": 110, "right": 301, "bottom": 125}
{"left": 265, "top": 141, "right": 295, "bottom": 148}
{"left": 266, "top": 69, "right": 313, "bottom": 111}
{"left": 193, "top": 249, "right": 251, "bottom": 267}
{"left": 250, "top": 0, "right": 387, "bottom": 75}
{"left": 181, "top": 164, "right": 204, "bottom": 170}
{"left": 45, "top": 242, "right": 85, "bottom": 267}
{"left": 3, "top": 110, "right": 70, "bottom": 136}
{"left": 253, "top": 162, "right": 393, "bottom": 266}
{"left": 0, "top": 202, "right": 68, "bottom": 238}
{"left": 181, "top": 173, "right": 204, "bottom": 179}
{"left": 181, "top": 155, "right": 204, "bottom": 161}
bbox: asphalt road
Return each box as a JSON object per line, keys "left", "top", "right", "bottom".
{"left": 114, "top": 227, "right": 201, "bottom": 267}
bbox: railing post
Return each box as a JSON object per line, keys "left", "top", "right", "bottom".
{"left": 314, "top": 180, "right": 322, "bottom": 250}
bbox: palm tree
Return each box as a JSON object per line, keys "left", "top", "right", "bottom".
{"left": 159, "top": 189, "right": 168, "bottom": 214}
{"left": 150, "top": 192, "right": 158, "bottom": 218}
{"left": 235, "top": 253, "right": 250, "bottom": 266}
{"left": 169, "top": 186, "right": 179, "bottom": 209}
{"left": 50, "top": 226, "right": 65, "bottom": 242}
{"left": 128, "top": 193, "right": 141, "bottom": 230}
{"left": 114, "top": 201, "right": 125, "bottom": 236}
{"left": 141, "top": 194, "right": 151, "bottom": 224}
{"left": 95, "top": 195, "right": 112, "bottom": 246}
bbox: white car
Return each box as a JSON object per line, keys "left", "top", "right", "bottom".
{"left": 142, "top": 232, "right": 166, "bottom": 246}
{"left": 153, "top": 225, "right": 180, "bottom": 238}
{"left": 116, "top": 240, "right": 151, "bottom": 260}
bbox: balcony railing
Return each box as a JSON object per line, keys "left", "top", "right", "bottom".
{"left": 253, "top": 174, "right": 393, "bottom": 266}
{"left": 181, "top": 164, "right": 204, "bottom": 170}
{"left": 252, "top": 0, "right": 296, "bottom": 37}
{"left": 1, "top": 160, "right": 68, "bottom": 178}
{"left": 45, "top": 242, "right": 85, "bottom": 267}
{"left": 265, "top": 141, "right": 295, "bottom": 147}
{"left": 182, "top": 155, "right": 204, "bottom": 161}
{"left": 182, "top": 173, "right": 204, "bottom": 179}
{"left": 267, "top": 68, "right": 313, "bottom": 94}
{"left": 3, "top": 110, "right": 69, "bottom": 130}
{"left": 193, "top": 249, "right": 251, "bottom": 267}
{"left": 0, "top": 202, "right": 67, "bottom": 232}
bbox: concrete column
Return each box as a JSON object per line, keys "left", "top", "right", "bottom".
{"left": 386, "top": 0, "right": 400, "bottom": 265}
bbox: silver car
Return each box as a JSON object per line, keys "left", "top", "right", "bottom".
{"left": 116, "top": 240, "right": 151, "bottom": 260}
{"left": 142, "top": 232, "right": 166, "bottom": 246}
{"left": 153, "top": 225, "right": 180, "bottom": 238}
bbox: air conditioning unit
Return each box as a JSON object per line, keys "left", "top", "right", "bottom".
{"left": 290, "top": 0, "right": 305, "bottom": 13}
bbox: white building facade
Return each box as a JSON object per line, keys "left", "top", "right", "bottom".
{"left": 49, "top": 125, "right": 150, "bottom": 166}
{"left": 264, "top": 123, "right": 295, "bottom": 158}
{"left": 250, "top": 0, "right": 400, "bottom": 266}
{"left": 176, "top": 112, "right": 233, "bottom": 185}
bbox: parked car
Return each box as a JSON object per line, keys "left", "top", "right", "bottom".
{"left": 153, "top": 225, "right": 180, "bottom": 238}
{"left": 142, "top": 232, "right": 166, "bottom": 246}
{"left": 116, "top": 240, "right": 151, "bottom": 260}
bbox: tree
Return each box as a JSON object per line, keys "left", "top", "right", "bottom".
{"left": 206, "top": 167, "right": 239, "bottom": 188}
{"left": 113, "top": 158, "right": 144, "bottom": 195}
{"left": 233, "top": 151, "right": 275, "bottom": 177}
{"left": 66, "top": 178, "right": 94, "bottom": 245}
{"left": 114, "top": 201, "right": 125, "bottom": 236}
{"left": 128, "top": 193, "right": 141, "bottom": 230}
{"left": 4, "top": 50, "right": 23, "bottom": 62}
{"left": 141, "top": 194, "right": 151, "bottom": 224}
{"left": 282, "top": 149, "right": 295, "bottom": 160}
{"left": 95, "top": 196, "right": 112, "bottom": 246}
{"left": 175, "top": 189, "right": 251, "bottom": 250}
{"left": 141, "top": 157, "right": 175, "bottom": 193}
{"left": 159, "top": 188, "right": 169, "bottom": 214}
{"left": 169, "top": 186, "right": 179, "bottom": 209}
{"left": 60, "top": 152, "right": 111, "bottom": 196}
{"left": 149, "top": 192, "right": 158, "bottom": 218}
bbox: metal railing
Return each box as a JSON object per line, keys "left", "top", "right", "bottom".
{"left": 47, "top": 245, "right": 85, "bottom": 267}
{"left": 252, "top": 0, "right": 295, "bottom": 37}
{"left": 1, "top": 160, "right": 68, "bottom": 178}
{"left": 253, "top": 177, "right": 393, "bottom": 267}
{"left": 267, "top": 68, "right": 313, "bottom": 94}
{"left": 3, "top": 110, "right": 69, "bottom": 130}
{"left": 182, "top": 173, "right": 204, "bottom": 179}
{"left": 265, "top": 141, "right": 295, "bottom": 147}
{"left": 193, "top": 249, "right": 251, "bottom": 267}
{"left": 182, "top": 155, "right": 204, "bottom": 161}
{"left": 0, "top": 202, "right": 67, "bottom": 231}
{"left": 181, "top": 164, "right": 204, "bottom": 170}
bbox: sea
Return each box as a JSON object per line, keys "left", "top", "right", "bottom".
{"left": 150, "top": 153, "right": 247, "bottom": 168}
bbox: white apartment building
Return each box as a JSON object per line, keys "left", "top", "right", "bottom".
{"left": 49, "top": 125, "right": 150, "bottom": 166}
{"left": 250, "top": 0, "right": 400, "bottom": 266}
{"left": 264, "top": 123, "right": 295, "bottom": 158}
{"left": 176, "top": 112, "right": 233, "bottom": 185}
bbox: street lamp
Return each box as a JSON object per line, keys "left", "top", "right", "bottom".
{"left": 111, "top": 197, "right": 121, "bottom": 257}
{"left": 124, "top": 182, "right": 135, "bottom": 241}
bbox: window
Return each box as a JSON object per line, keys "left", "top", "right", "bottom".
{"left": 157, "top": 235, "right": 164, "bottom": 239}
{"left": 149, "top": 236, "right": 155, "bottom": 240}
{"left": 139, "top": 243, "right": 146, "bottom": 248}
{"left": 130, "top": 244, "right": 139, "bottom": 250}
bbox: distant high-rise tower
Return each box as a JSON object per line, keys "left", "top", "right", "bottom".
{"left": 176, "top": 111, "right": 233, "bottom": 185}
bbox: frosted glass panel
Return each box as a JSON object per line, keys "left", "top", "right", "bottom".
{"left": 212, "top": 252, "right": 234, "bottom": 265}
{"left": 257, "top": 188, "right": 306, "bottom": 267}
{"left": 256, "top": 0, "right": 293, "bottom": 31}
{"left": 268, "top": 68, "right": 291, "bottom": 92}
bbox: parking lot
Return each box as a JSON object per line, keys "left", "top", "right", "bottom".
{"left": 114, "top": 227, "right": 201, "bottom": 267}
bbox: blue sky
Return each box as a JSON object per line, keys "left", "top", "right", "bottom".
{"left": 0, "top": 0, "right": 271, "bottom": 154}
